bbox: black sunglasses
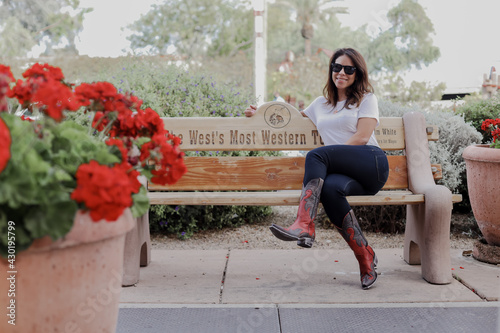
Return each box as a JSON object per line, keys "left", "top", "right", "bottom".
{"left": 331, "top": 63, "right": 356, "bottom": 75}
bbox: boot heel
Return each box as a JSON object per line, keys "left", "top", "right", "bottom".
{"left": 297, "top": 237, "right": 314, "bottom": 248}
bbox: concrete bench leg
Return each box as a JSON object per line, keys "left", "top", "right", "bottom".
{"left": 404, "top": 186, "right": 453, "bottom": 284}
{"left": 139, "top": 211, "right": 151, "bottom": 267}
{"left": 122, "top": 211, "right": 151, "bottom": 286}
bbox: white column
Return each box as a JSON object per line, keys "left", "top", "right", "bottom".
{"left": 254, "top": 0, "right": 267, "bottom": 106}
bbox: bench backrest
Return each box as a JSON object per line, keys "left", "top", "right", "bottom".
{"left": 150, "top": 102, "right": 439, "bottom": 192}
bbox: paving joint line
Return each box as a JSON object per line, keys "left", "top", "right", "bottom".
{"left": 453, "top": 273, "right": 489, "bottom": 301}
{"left": 276, "top": 304, "right": 283, "bottom": 333}
{"left": 219, "top": 248, "right": 231, "bottom": 304}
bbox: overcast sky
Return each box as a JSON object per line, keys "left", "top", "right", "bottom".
{"left": 74, "top": 0, "right": 500, "bottom": 93}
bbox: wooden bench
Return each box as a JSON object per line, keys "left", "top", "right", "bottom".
{"left": 123, "top": 102, "right": 462, "bottom": 286}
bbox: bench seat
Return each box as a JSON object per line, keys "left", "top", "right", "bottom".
{"left": 147, "top": 190, "right": 462, "bottom": 206}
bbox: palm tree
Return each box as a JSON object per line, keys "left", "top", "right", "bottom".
{"left": 273, "top": 0, "right": 347, "bottom": 57}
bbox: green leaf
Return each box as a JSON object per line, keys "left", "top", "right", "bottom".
{"left": 24, "top": 200, "right": 78, "bottom": 241}
{"left": 44, "top": 201, "right": 79, "bottom": 240}
{"left": 131, "top": 186, "right": 150, "bottom": 218}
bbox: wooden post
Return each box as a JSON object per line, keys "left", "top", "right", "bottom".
{"left": 254, "top": 0, "right": 267, "bottom": 106}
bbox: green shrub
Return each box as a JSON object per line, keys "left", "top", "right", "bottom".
{"left": 86, "top": 60, "right": 254, "bottom": 119}
{"left": 149, "top": 204, "right": 272, "bottom": 239}
{"left": 455, "top": 96, "right": 500, "bottom": 144}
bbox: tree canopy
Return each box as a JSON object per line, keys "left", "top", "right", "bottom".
{"left": 126, "top": 0, "right": 254, "bottom": 57}
{"left": 125, "top": 0, "right": 443, "bottom": 103}
{"left": 364, "top": 0, "right": 440, "bottom": 73}
{"left": 128, "top": 0, "right": 439, "bottom": 74}
{"left": 272, "top": 0, "right": 348, "bottom": 57}
{"left": 0, "top": 0, "right": 92, "bottom": 57}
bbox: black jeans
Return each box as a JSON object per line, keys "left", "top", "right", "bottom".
{"left": 303, "top": 145, "right": 389, "bottom": 228}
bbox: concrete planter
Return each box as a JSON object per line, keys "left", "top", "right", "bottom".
{"left": 463, "top": 144, "right": 500, "bottom": 247}
{"left": 0, "top": 209, "right": 135, "bottom": 333}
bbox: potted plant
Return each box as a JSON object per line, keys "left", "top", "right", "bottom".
{"left": 0, "top": 63, "right": 186, "bottom": 332}
{"left": 462, "top": 117, "right": 500, "bottom": 264}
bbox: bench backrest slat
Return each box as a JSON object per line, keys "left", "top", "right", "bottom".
{"left": 149, "top": 155, "right": 415, "bottom": 191}
{"left": 162, "top": 103, "right": 438, "bottom": 151}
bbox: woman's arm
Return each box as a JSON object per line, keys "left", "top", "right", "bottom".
{"left": 344, "top": 117, "right": 377, "bottom": 145}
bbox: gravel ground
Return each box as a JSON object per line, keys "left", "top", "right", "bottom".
{"left": 151, "top": 206, "right": 476, "bottom": 251}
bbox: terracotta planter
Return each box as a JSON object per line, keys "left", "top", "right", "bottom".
{"left": 463, "top": 144, "right": 500, "bottom": 246}
{"left": 0, "top": 209, "right": 135, "bottom": 333}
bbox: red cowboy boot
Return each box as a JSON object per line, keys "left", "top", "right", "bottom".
{"left": 336, "top": 210, "right": 378, "bottom": 289}
{"left": 270, "top": 178, "right": 324, "bottom": 248}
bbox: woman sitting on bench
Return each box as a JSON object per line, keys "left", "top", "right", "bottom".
{"left": 245, "top": 48, "right": 389, "bottom": 290}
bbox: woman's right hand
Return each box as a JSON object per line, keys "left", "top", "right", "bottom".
{"left": 244, "top": 105, "right": 257, "bottom": 117}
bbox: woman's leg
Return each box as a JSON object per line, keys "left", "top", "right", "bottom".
{"left": 269, "top": 145, "right": 388, "bottom": 249}
{"left": 303, "top": 144, "right": 388, "bottom": 196}
{"left": 336, "top": 210, "right": 378, "bottom": 289}
{"left": 304, "top": 144, "right": 388, "bottom": 227}
{"left": 320, "top": 174, "right": 364, "bottom": 228}
{"left": 269, "top": 178, "right": 324, "bottom": 248}
{"left": 304, "top": 145, "right": 388, "bottom": 289}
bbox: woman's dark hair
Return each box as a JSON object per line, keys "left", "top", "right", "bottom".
{"left": 323, "top": 48, "right": 374, "bottom": 109}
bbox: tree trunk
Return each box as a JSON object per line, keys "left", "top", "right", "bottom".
{"left": 301, "top": 22, "right": 314, "bottom": 57}
{"left": 304, "top": 39, "right": 311, "bottom": 57}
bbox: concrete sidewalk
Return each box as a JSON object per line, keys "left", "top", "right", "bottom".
{"left": 118, "top": 248, "right": 500, "bottom": 332}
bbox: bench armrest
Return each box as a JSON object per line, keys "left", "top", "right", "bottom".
{"left": 403, "top": 112, "right": 452, "bottom": 284}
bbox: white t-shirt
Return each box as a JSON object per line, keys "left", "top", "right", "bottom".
{"left": 303, "top": 93, "right": 380, "bottom": 147}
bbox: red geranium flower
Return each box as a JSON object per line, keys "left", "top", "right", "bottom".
{"left": 75, "top": 81, "right": 118, "bottom": 109}
{"left": 0, "top": 65, "right": 15, "bottom": 82}
{"left": 0, "top": 65, "right": 14, "bottom": 112}
{"left": 20, "top": 115, "right": 34, "bottom": 122}
{"left": 0, "top": 117, "right": 11, "bottom": 173}
{"left": 8, "top": 64, "right": 80, "bottom": 121}
{"left": 7, "top": 79, "right": 34, "bottom": 106}
{"left": 31, "top": 79, "right": 80, "bottom": 121}
{"left": 22, "top": 63, "right": 64, "bottom": 81}
{"left": 492, "top": 128, "right": 500, "bottom": 143}
{"left": 106, "top": 138, "right": 129, "bottom": 162}
{"left": 140, "top": 133, "right": 186, "bottom": 185}
{"left": 71, "top": 160, "right": 141, "bottom": 221}
{"left": 481, "top": 118, "right": 500, "bottom": 147}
